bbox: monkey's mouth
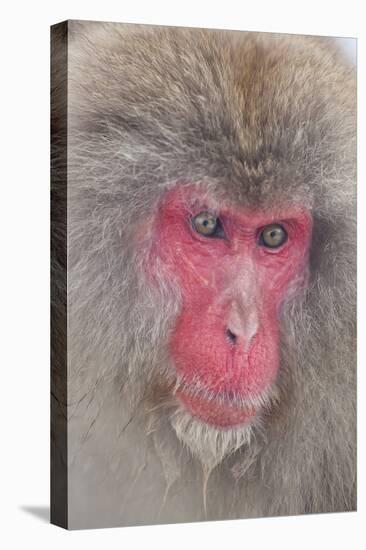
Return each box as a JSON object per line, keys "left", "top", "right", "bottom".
{"left": 175, "top": 385, "right": 260, "bottom": 428}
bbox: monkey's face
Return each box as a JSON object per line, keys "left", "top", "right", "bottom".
{"left": 149, "top": 185, "right": 312, "bottom": 430}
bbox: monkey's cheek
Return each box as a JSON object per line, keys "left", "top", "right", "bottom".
{"left": 176, "top": 390, "right": 257, "bottom": 428}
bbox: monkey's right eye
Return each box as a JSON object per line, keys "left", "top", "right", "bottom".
{"left": 192, "top": 211, "right": 225, "bottom": 238}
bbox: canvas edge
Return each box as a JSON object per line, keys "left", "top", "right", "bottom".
{"left": 50, "top": 20, "right": 68, "bottom": 530}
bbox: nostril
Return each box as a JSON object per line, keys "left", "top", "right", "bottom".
{"left": 226, "top": 328, "right": 237, "bottom": 345}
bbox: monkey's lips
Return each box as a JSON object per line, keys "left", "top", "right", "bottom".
{"left": 176, "top": 388, "right": 258, "bottom": 428}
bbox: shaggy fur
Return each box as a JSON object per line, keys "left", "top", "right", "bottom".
{"left": 51, "top": 21, "right": 356, "bottom": 529}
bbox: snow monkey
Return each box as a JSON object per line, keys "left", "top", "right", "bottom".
{"left": 51, "top": 21, "right": 356, "bottom": 529}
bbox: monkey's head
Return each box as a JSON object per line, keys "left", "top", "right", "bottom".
{"left": 68, "top": 24, "right": 356, "bottom": 471}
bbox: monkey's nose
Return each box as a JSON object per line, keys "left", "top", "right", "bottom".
{"left": 225, "top": 312, "right": 258, "bottom": 352}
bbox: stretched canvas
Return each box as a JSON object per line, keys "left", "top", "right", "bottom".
{"left": 51, "top": 20, "right": 357, "bottom": 530}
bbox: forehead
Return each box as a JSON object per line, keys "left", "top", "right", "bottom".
{"left": 160, "top": 183, "right": 313, "bottom": 224}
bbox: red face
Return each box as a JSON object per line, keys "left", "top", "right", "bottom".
{"left": 151, "top": 186, "right": 312, "bottom": 428}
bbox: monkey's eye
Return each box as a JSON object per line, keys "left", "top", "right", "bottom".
{"left": 259, "top": 224, "right": 288, "bottom": 248}
{"left": 192, "top": 211, "right": 225, "bottom": 238}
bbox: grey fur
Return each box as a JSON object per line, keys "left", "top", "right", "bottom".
{"left": 52, "top": 21, "right": 356, "bottom": 529}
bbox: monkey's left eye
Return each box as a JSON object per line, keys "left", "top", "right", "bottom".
{"left": 192, "top": 211, "right": 225, "bottom": 238}
{"left": 259, "top": 224, "right": 288, "bottom": 248}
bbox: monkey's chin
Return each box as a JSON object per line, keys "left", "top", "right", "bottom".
{"left": 176, "top": 388, "right": 258, "bottom": 429}
{"left": 170, "top": 401, "right": 257, "bottom": 472}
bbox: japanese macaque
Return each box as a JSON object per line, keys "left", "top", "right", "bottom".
{"left": 51, "top": 21, "right": 356, "bottom": 529}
